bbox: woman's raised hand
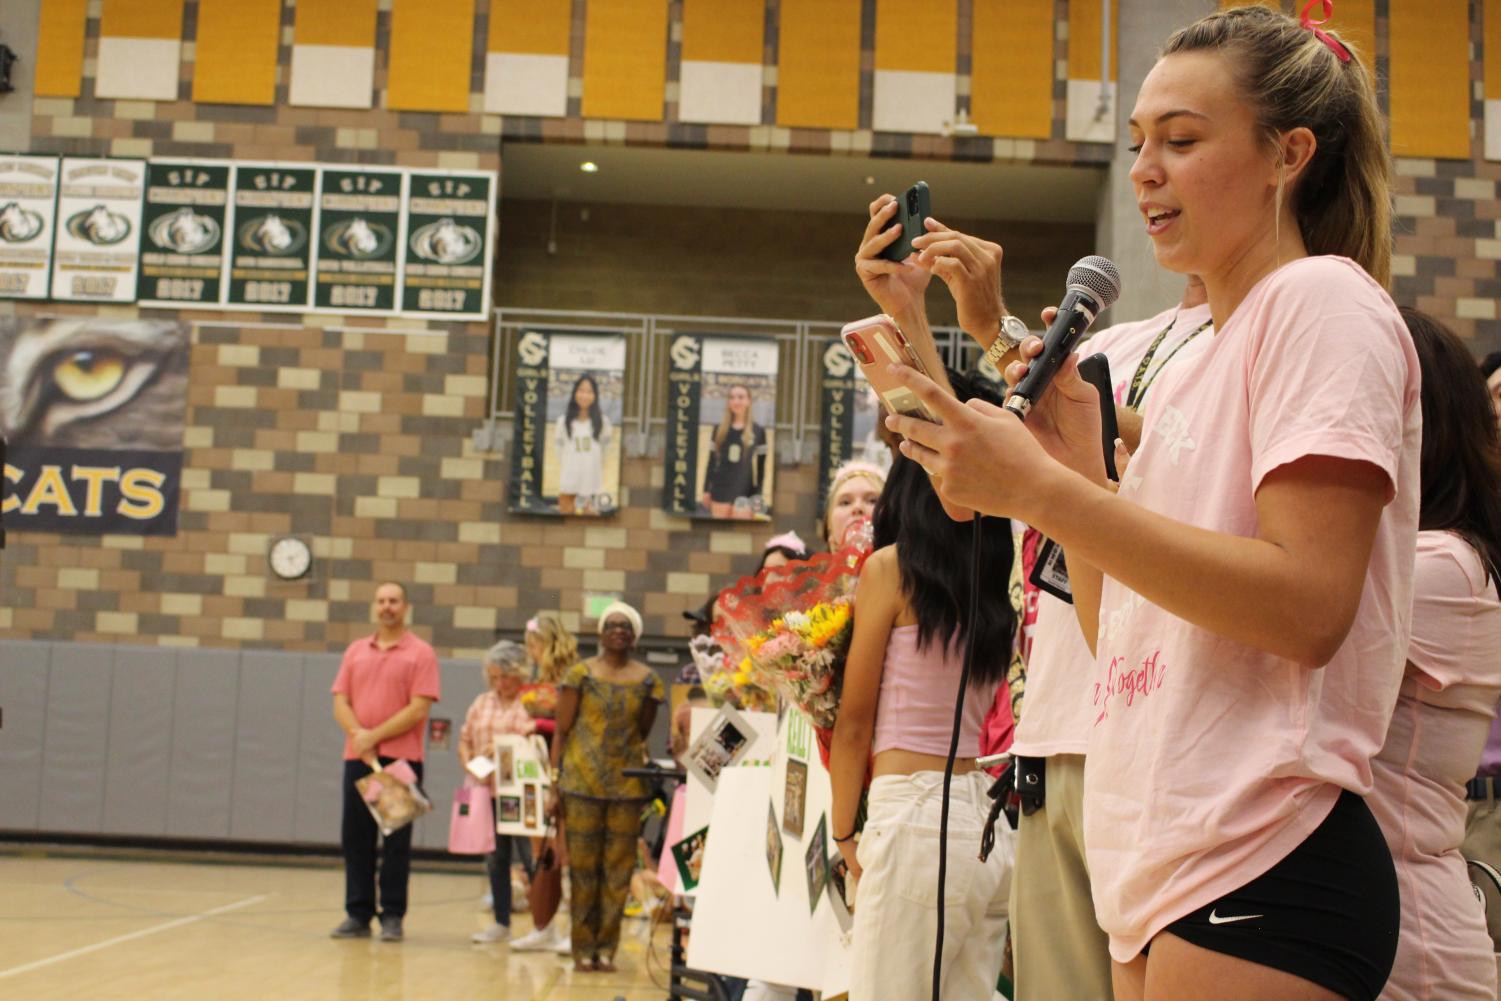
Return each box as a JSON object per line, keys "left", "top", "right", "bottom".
{"left": 855, "top": 194, "right": 933, "bottom": 318}
{"left": 1002, "top": 308, "right": 1110, "bottom": 483}
{"left": 910, "top": 219, "right": 1005, "bottom": 344}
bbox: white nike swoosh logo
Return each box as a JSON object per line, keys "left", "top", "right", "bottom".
{"left": 1207, "top": 909, "right": 1263, "bottom": 925}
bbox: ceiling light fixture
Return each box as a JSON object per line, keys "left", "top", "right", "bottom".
{"left": 579, "top": 161, "right": 599, "bottom": 174}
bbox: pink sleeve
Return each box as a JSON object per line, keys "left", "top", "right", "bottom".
{"left": 330, "top": 644, "right": 355, "bottom": 695}
{"left": 1247, "top": 261, "right": 1414, "bottom": 499}
{"left": 413, "top": 647, "right": 441, "bottom": 701}
{"left": 1408, "top": 534, "right": 1487, "bottom": 691}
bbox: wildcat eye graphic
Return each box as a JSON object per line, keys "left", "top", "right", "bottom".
{"left": 65, "top": 204, "right": 131, "bottom": 245}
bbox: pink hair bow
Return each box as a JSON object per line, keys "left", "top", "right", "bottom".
{"left": 1300, "top": 0, "right": 1351, "bottom": 63}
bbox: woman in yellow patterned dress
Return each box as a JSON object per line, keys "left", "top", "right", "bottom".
{"left": 547, "top": 601, "right": 665, "bottom": 972}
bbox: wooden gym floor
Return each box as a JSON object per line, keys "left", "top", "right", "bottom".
{"left": 0, "top": 846, "right": 675, "bottom": 1000}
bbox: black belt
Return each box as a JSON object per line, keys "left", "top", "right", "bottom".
{"left": 1466, "top": 776, "right": 1501, "bottom": 801}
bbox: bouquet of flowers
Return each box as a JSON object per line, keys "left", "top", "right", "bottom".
{"left": 693, "top": 634, "right": 779, "bottom": 713}
{"left": 520, "top": 682, "right": 557, "bottom": 719}
{"left": 714, "top": 521, "right": 873, "bottom": 765}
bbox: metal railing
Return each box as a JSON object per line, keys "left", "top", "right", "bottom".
{"left": 489, "top": 307, "right": 982, "bottom": 462}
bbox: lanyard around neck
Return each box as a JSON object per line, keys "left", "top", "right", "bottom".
{"left": 1125, "top": 314, "right": 1212, "bottom": 411}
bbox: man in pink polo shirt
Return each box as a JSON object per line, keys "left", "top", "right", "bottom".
{"left": 328, "top": 581, "right": 441, "bottom": 943}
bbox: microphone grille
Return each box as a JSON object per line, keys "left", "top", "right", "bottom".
{"left": 1067, "top": 255, "right": 1122, "bottom": 310}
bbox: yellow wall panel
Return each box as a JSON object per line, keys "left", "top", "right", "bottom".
{"left": 295, "top": 0, "right": 376, "bottom": 48}
{"left": 874, "top": 0, "right": 957, "bottom": 74}
{"left": 1389, "top": 0, "right": 1470, "bottom": 158}
{"left": 580, "top": 0, "right": 670, "bottom": 121}
{"left": 35, "top": 0, "right": 88, "bottom": 98}
{"left": 776, "top": 0, "right": 861, "bottom": 129}
{"left": 488, "top": 0, "right": 571, "bottom": 55}
{"left": 682, "top": 0, "right": 764, "bottom": 64}
{"left": 387, "top": 0, "right": 477, "bottom": 113}
{"left": 193, "top": 0, "right": 281, "bottom": 105}
{"left": 1486, "top": 0, "right": 1501, "bottom": 100}
{"left": 100, "top": 0, "right": 183, "bottom": 39}
{"left": 971, "top": 0, "right": 1052, "bottom": 139}
{"left": 1322, "top": 0, "right": 1374, "bottom": 68}
{"left": 1068, "top": 0, "right": 1117, "bottom": 82}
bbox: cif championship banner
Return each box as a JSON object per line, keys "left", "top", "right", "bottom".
{"left": 815, "top": 339, "right": 889, "bottom": 514}
{"left": 51, "top": 157, "right": 145, "bottom": 303}
{"left": 664, "top": 334, "right": 778, "bottom": 521}
{"left": 226, "top": 163, "right": 317, "bottom": 310}
{"left": 137, "top": 160, "right": 231, "bottom": 307}
{"left": 400, "top": 171, "right": 495, "bottom": 318}
{"left": 0, "top": 316, "right": 189, "bottom": 535}
{"left": 508, "top": 330, "right": 626, "bottom": 517}
{"left": 0, "top": 154, "right": 59, "bottom": 299}
{"left": 314, "top": 167, "right": 404, "bottom": 313}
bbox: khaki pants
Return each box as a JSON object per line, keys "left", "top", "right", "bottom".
{"left": 1009, "top": 754, "right": 1114, "bottom": 1001}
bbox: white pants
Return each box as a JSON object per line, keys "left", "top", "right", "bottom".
{"left": 850, "top": 770, "right": 1014, "bottom": 1001}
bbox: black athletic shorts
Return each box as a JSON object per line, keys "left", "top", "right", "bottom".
{"left": 1162, "top": 789, "right": 1399, "bottom": 1001}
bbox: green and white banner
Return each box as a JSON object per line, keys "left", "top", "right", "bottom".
{"left": 137, "top": 160, "right": 231, "bottom": 307}
{"left": 0, "top": 154, "right": 59, "bottom": 300}
{"left": 400, "top": 170, "right": 495, "bottom": 319}
{"left": 313, "top": 167, "right": 404, "bottom": 313}
{"left": 50, "top": 157, "right": 145, "bottom": 303}
{"left": 225, "top": 163, "right": 317, "bottom": 310}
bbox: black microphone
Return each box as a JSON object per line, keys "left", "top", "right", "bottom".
{"left": 1004, "top": 256, "right": 1122, "bottom": 419}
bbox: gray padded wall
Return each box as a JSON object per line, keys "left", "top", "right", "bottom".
{"left": 0, "top": 640, "right": 51, "bottom": 830}
{"left": 102, "top": 647, "right": 176, "bottom": 835}
{"left": 39, "top": 644, "right": 112, "bottom": 833}
{"left": 293, "top": 653, "right": 343, "bottom": 843}
{"left": 413, "top": 659, "right": 487, "bottom": 850}
{"left": 230, "top": 650, "right": 302, "bottom": 841}
{"left": 166, "top": 649, "right": 239, "bottom": 838}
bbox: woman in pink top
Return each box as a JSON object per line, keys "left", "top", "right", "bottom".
{"left": 830, "top": 370, "right": 1016, "bottom": 1001}
{"left": 1368, "top": 310, "right": 1501, "bottom": 1001}
{"left": 459, "top": 640, "right": 537, "bottom": 945}
{"left": 884, "top": 5, "right": 1418, "bottom": 1001}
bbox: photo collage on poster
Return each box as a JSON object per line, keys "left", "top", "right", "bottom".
{"left": 815, "top": 337, "right": 890, "bottom": 513}
{"left": 508, "top": 330, "right": 627, "bottom": 517}
{"left": 0, "top": 155, "right": 496, "bottom": 319}
{"left": 492, "top": 734, "right": 550, "bottom": 837}
{"left": 664, "top": 334, "right": 779, "bottom": 521}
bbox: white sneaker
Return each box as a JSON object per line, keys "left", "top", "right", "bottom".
{"left": 471, "top": 922, "right": 510, "bottom": 944}
{"left": 510, "top": 923, "right": 558, "bottom": 952}
{"left": 551, "top": 933, "right": 572, "bottom": 955}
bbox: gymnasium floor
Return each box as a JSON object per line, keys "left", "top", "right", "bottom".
{"left": 0, "top": 847, "right": 674, "bottom": 1000}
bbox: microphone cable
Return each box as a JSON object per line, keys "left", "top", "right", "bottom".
{"left": 932, "top": 510, "right": 984, "bottom": 1001}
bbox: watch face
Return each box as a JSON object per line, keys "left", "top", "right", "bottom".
{"left": 268, "top": 536, "right": 312, "bottom": 580}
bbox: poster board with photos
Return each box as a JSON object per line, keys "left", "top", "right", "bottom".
{"left": 686, "top": 761, "right": 852, "bottom": 995}
{"left": 492, "top": 733, "right": 550, "bottom": 837}
{"left": 815, "top": 337, "right": 891, "bottom": 514}
{"left": 509, "top": 329, "right": 627, "bottom": 516}
{"left": 663, "top": 334, "right": 779, "bottom": 520}
{"left": 51, "top": 157, "right": 145, "bottom": 303}
{"left": 0, "top": 154, "right": 59, "bottom": 299}
{"left": 137, "top": 160, "right": 231, "bottom": 307}
{"left": 682, "top": 706, "right": 778, "bottom": 840}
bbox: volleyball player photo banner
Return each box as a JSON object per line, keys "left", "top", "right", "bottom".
{"left": 815, "top": 338, "right": 889, "bottom": 514}
{"left": 664, "top": 334, "right": 779, "bottom": 520}
{"left": 508, "top": 329, "right": 627, "bottom": 517}
{"left": 0, "top": 315, "right": 189, "bottom": 536}
{"left": 50, "top": 157, "right": 145, "bottom": 303}
{"left": 137, "top": 160, "right": 231, "bottom": 307}
{"left": 0, "top": 154, "right": 59, "bottom": 300}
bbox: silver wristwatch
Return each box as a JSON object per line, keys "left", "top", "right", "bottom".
{"left": 983, "top": 314, "right": 1029, "bottom": 369}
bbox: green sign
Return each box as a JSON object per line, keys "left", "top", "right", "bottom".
{"left": 138, "top": 160, "right": 230, "bottom": 306}
{"left": 226, "top": 164, "right": 316, "bottom": 310}
{"left": 400, "top": 170, "right": 493, "bottom": 318}
{"left": 313, "top": 167, "right": 402, "bottom": 313}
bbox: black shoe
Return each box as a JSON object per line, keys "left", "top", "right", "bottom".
{"left": 379, "top": 916, "right": 404, "bottom": 942}
{"left": 330, "top": 917, "right": 371, "bottom": 939}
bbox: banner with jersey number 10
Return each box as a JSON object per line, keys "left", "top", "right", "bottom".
{"left": 508, "top": 329, "right": 627, "bottom": 518}
{"left": 663, "top": 334, "right": 779, "bottom": 521}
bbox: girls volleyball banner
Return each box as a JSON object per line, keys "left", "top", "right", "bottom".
{"left": 508, "top": 329, "right": 626, "bottom": 517}
{"left": 815, "top": 338, "right": 888, "bottom": 514}
{"left": 664, "top": 334, "right": 779, "bottom": 521}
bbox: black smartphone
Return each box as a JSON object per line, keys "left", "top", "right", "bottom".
{"left": 879, "top": 181, "right": 930, "bottom": 262}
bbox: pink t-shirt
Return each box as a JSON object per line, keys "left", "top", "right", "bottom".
{"left": 1369, "top": 531, "right": 1501, "bottom": 1001}
{"left": 1083, "top": 256, "right": 1421, "bottom": 961}
{"left": 1013, "top": 301, "right": 1214, "bottom": 758}
{"left": 331, "top": 631, "right": 442, "bottom": 761}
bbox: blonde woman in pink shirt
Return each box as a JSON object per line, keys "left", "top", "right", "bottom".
{"left": 885, "top": 5, "right": 1418, "bottom": 1001}
{"left": 1366, "top": 310, "right": 1501, "bottom": 1001}
{"left": 459, "top": 640, "right": 537, "bottom": 944}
